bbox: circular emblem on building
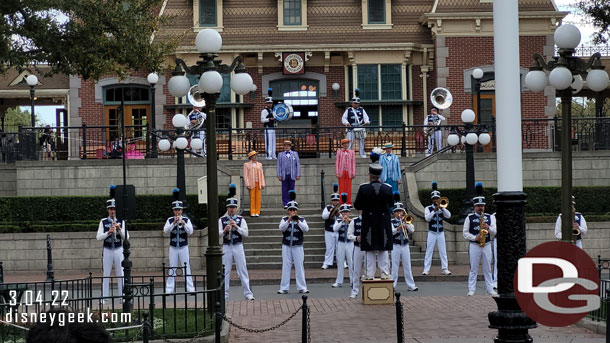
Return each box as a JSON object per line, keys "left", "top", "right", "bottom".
{"left": 284, "top": 54, "right": 304, "bottom": 74}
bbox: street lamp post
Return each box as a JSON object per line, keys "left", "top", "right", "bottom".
{"left": 26, "top": 75, "right": 38, "bottom": 127}
{"left": 447, "top": 109, "right": 491, "bottom": 224}
{"left": 147, "top": 73, "right": 159, "bottom": 158}
{"left": 158, "top": 114, "right": 190, "bottom": 202}
{"left": 525, "top": 24, "right": 609, "bottom": 243}
{"left": 167, "top": 29, "right": 253, "bottom": 314}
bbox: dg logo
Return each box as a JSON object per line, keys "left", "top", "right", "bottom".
{"left": 514, "top": 241, "right": 600, "bottom": 327}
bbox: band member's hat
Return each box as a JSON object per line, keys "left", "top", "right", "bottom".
{"left": 383, "top": 142, "right": 393, "bottom": 149}
{"left": 331, "top": 183, "right": 340, "bottom": 201}
{"left": 431, "top": 181, "right": 441, "bottom": 199}
{"left": 283, "top": 140, "right": 293, "bottom": 146}
{"left": 287, "top": 190, "right": 298, "bottom": 210}
{"left": 572, "top": 195, "right": 576, "bottom": 205}
{"left": 339, "top": 204, "right": 351, "bottom": 212}
{"left": 265, "top": 97, "right": 273, "bottom": 103}
{"left": 172, "top": 187, "right": 184, "bottom": 209}
{"left": 472, "top": 182, "right": 486, "bottom": 206}
{"left": 248, "top": 151, "right": 257, "bottom": 158}
{"left": 330, "top": 193, "right": 340, "bottom": 201}
{"left": 341, "top": 138, "right": 349, "bottom": 144}
{"left": 369, "top": 147, "right": 383, "bottom": 175}
{"left": 351, "top": 97, "right": 360, "bottom": 104}
{"left": 226, "top": 184, "right": 238, "bottom": 207}
{"left": 107, "top": 185, "right": 116, "bottom": 208}
{"left": 393, "top": 202, "right": 405, "bottom": 212}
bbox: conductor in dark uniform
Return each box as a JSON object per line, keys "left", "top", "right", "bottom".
{"left": 353, "top": 151, "right": 393, "bottom": 280}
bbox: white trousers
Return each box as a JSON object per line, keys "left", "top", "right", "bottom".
{"left": 102, "top": 247, "right": 124, "bottom": 298}
{"left": 335, "top": 241, "right": 354, "bottom": 285}
{"left": 166, "top": 246, "right": 195, "bottom": 293}
{"left": 264, "top": 129, "right": 276, "bottom": 159}
{"left": 576, "top": 239, "right": 583, "bottom": 249}
{"left": 323, "top": 231, "right": 337, "bottom": 267}
{"left": 423, "top": 231, "right": 449, "bottom": 273}
{"left": 351, "top": 245, "right": 365, "bottom": 296}
{"left": 223, "top": 244, "right": 253, "bottom": 300}
{"left": 392, "top": 244, "right": 416, "bottom": 289}
{"left": 280, "top": 245, "right": 307, "bottom": 291}
{"left": 426, "top": 130, "right": 443, "bottom": 154}
{"left": 365, "top": 250, "right": 390, "bottom": 277}
{"left": 347, "top": 131, "right": 366, "bottom": 158}
{"left": 468, "top": 242, "right": 494, "bottom": 293}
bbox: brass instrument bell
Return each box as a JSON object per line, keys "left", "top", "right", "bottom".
{"left": 439, "top": 197, "right": 449, "bottom": 208}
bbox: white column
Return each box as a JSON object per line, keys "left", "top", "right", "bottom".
{"left": 493, "top": 0, "right": 522, "bottom": 192}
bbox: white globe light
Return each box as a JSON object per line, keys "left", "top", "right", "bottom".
{"left": 168, "top": 75, "right": 190, "bottom": 97}
{"left": 461, "top": 109, "right": 475, "bottom": 124}
{"left": 199, "top": 71, "right": 223, "bottom": 94}
{"left": 460, "top": 136, "right": 466, "bottom": 145}
{"left": 175, "top": 137, "right": 188, "bottom": 150}
{"left": 472, "top": 68, "right": 484, "bottom": 80}
{"left": 251, "top": 84, "right": 257, "bottom": 92}
{"left": 549, "top": 67, "right": 573, "bottom": 90}
{"left": 586, "top": 69, "right": 609, "bottom": 92}
{"left": 26, "top": 75, "right": 38, "bottom": 86}
{"left": 478, "top": 133, "right": 491, "bottom": 145}
{"left": 554, "top": 24, "right": 581, "bottom": 50}
{"left": 195, "top": 29, "right": 222, "bottom": 54}
{"left": 447, "top": 134, "right": 460, "bottom": 146}
{"left": 172, "top": 114, "right": 188, "bottom": 129}
{"left": 332, "top": 82, "right": 340, "bottom": 91}
{"left": 231, "top": 72, "right": 254, "bottom": 95}
{"left": 172, "top": 140, "right": 177, "bottom": 149}
{"left": 190, "top": 138, "right": 203, "bottom": 150}
{"left": 525, "top": 70, "right": 547, "bottom": 92}
{"left": 158, "top": 139, "right": 171, "bottom": 151}
{"left": 466, "top": 132, "right": 479, "bottom": 145}
{"left": 147, "top": 72, "right": 159, "bottom": 85}
{"left": 571, "top": 74, "right": 584, "bottom": 94}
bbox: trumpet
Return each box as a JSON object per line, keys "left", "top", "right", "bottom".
{"left": 175, "top": 215, "right": 185, "bottom": 229}
{"left": 439, "top": 197, "right": 449, "bottom": 208}
{"left": 399, "top": 211, "right": 413, "bottom": 236}
{"left": 478, "top": 212, "right": 488, "bottom": 247}
{"left": 329, "top": 203, "right": 341, "bottom": 218}
{"left": 341, "top": 212, "right": 352, "bottom": 224}
{"left": 291, "top": 215, "right": 300, "bottom": 222}
{"left": 572, "top": 226, "right": 581, "bottom": 237}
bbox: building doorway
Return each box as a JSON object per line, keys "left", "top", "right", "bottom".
{"left": 270, "top": 79, "right": 319, "bottom": 127}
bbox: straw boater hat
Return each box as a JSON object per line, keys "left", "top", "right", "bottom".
{"left": 341, "top": 138, "right": 349, "bottom": 144}
{"left": 248, "top": 151, "right": 257, "bottom": 158}
{"left": 283, "top": 140, "right": 293, "bottom": 146}
{"left": 383, "top": 142, "right": 393, "bottom": 149}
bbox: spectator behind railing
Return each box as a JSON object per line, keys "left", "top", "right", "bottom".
{"left": 126, "top": 143, "right": 144, "bottom": 159}
{"left": 39, "top": 125, "right": 55, "bottom": 161}
{"left": 109, "top": 135, "right": 122, "bottom": 159}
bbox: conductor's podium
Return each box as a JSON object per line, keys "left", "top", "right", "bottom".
{"left": 362, "top": 279, "right": 394, "bottom": 305}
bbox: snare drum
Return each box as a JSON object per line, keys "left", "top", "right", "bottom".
{"left": 353, "top": 127, "right": 366, "bottom": 140}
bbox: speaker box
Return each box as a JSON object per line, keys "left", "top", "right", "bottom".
{"left": 115, "top": 185, "right": 136, "bottom": 221}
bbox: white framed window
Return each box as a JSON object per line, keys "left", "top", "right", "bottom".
{"left": 277, "top": 0, "right": 308, "bottom": 31}
{"left": 362, "top": 0, "right": 392, "bottom": 30}
{"left": 193, "top": 0, "right": 223, "bottom": 31}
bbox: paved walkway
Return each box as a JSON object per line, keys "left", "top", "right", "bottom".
{"left": 225, "top": 295, "right": 605, "bottom": 343}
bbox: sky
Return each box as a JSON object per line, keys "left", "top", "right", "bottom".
{"left": 22, "top": 1, "right": 599, "bottom": 127}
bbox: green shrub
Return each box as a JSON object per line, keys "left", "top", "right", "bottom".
{"left": 418, "top": 186, "right": 610, "bottom": 224}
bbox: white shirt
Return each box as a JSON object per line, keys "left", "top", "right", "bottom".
{"left": 341, "top": 107, "right": 370, "bottom": 126}
{"left": 96, "top": 217, "right": 129, "bottom": 241}
{"left": 463, "top": 212, "right": 497, "bottom": 242}
{"left": 163, "top": 216, "right": 194, "bottom": 235}
{"left": 279, "top": 217, "right": 310, "bottom": 233}
{"left": 424, "top": 206, "right": 451, "bottom": 222}
{"left": 218, "top": 216, "right": 249, "bottom": 238}
{"left": 554, "top": 213, "right": 588, "bottom": 239}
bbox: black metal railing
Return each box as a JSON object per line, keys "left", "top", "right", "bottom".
{"left": 556, "top": 44, "right": 610, "bottom": 57}
{"left": 4, "top": 117, "right": 610, "bottom": 163}
{"left": 589, "top": 256, "right": 610, "bottom": 322}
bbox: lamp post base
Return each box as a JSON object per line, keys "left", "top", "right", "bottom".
{"left": 489, "top": 191, "right": 536, "bottom": 343}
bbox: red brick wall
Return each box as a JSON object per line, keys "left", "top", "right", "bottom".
{"left": 78, "top": 80, "right": 103, "bottom": 126}
{"left": 443, "top": 36, "right": 549, "bottom": 149}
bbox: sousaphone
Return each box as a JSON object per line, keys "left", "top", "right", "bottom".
{"left": 185, "top": 85, "right": 206, "bottom": 137}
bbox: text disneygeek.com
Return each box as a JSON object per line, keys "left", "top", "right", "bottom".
{"left": 2, "top": 309, "right": 131, "bottom": 326}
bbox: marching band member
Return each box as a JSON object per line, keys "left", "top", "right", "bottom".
{"left": 424, "top": 108, "right": 446, "bottom": 156}
{"left": 321, "top": 184, "right": 340, "bottom": 269}
{"left": 261, "top": 93, "right": 276, "bottom": 160}
{"left": 463, "top": 183, "right": 497, "bottom": 296}
{"left": 353, "top": 149, "right": 393, "bottom": 280}
{"left": 348, "top": 210, "right": 364, "bottom": 299}
{"left": 220, "top": 184, "right": 255, "bottom": 301}
{"left": 278, "top": 191, "right": 309, "bottom": 294}
{"left": 96, "top": 185, "right": 129, "bottom": 300}
{"left": 188, "top": 106, "right": 207, "bottom": 156}
{"left": 380, "top": 143, "right": 401, "bottom": 193}
{"left": 391, "top": 194, "right": 417, "bottom": 291}
{"left": 243, "top": 151, "right": 265, "bottom": 217}
{"left": 554, "top": 196, "right": 588, "bottom": 249}
{"left": 332, "top": 195, "right": 354, "bottom": 288}
{"left": 164, "top": 188, "right": 195, "bottom": 293}
{"left": 335, "top": 138, "right": 356, "bottom": 204}
{"left": 423, "top": 181, "right": 452, "bottom": 276}
{"left": 277, "top": 140, "right": 301, "bottom": 209}
{"left": 341, "top": 89, "right": 370, "bottom": 158}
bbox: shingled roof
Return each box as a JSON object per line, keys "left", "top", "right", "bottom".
{"left": 431, "top": 0, "right": 556, "bottom": 13}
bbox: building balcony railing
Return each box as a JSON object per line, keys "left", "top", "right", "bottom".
{"left": 2, "top": 117, "right": 610, "bottom": 163}
{"left": 555, "top": 45, "right": 610, "bottom": 57}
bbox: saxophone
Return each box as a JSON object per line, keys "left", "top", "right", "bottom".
{"left": 478, "top": 212, "right": 488, "bottom": 247}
